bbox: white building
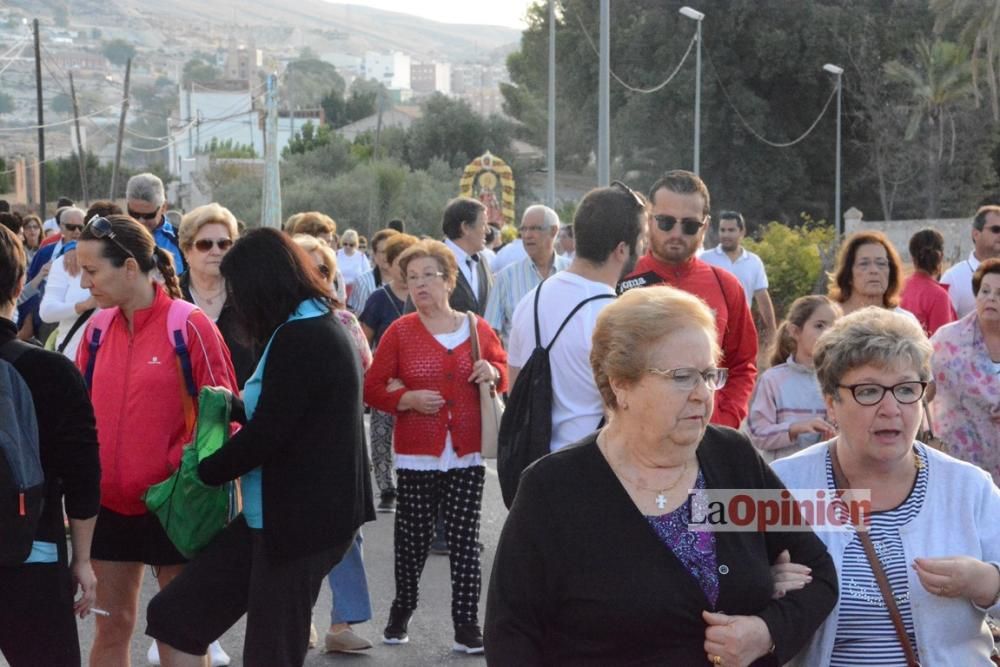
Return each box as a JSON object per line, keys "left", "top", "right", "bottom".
{"left": 411, "top": 62, "right": 451, "bottom": 95}
{"left": 362, "top": 51, "right": 411, "bottom": 90}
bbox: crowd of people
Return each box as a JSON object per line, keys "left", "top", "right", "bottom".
{"left": 0, "top": 166, "right": 998, "bottom": 666}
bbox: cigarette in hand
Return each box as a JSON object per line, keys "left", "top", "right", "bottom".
{"left": 91, "top": 608, "right": 111, "bottom": 617}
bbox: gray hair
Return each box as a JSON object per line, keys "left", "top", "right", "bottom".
{"left": 522, "top": 204, "right": 560, "bottom": 230}
{"left": 125, "top": 173, "right": 165, "bottom": 207}
{"left": 814, "top": 307, "right": 932, "bottom": 398}
{"left": 57, "top": 206, "right": 85, "bottom": 226}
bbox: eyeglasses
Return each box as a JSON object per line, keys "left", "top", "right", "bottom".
{"left": 611, "top": 180, "right": 646, "bottom": 210}
{"left": 316, "top": 264, "right": 331, "bottom": 279}
{"left": 62, "top": 223, "right": 84, "bottom": 232}
{"left": 838, "top": 381, "right": 927, "bottom": 406}
{"left": 85, "top": 216, "right": 137, "bottom": 261}
{"left": 127, "top": 208, "right": 160, "bottom": 222}
{"left": 343, "top": 242, "right": 356, "bottom": 248}
{"left": 654, "top": 215, "right": 706, "bottom": 235}
{"left": 984, "top": 225, "right": 1000, "bottom": 234}
{"left": 192, "top": 238, "right": 233, "bottom": 253}
{"left": 647, "top": 366, "right": 728, "bottom": 391}
{"left": 854, "top": 259, "right": 890, "bottom": 271}
{"left": 406, "top": 271, "right": 444, "bottom": 285}
{"left": 519, "top": 224, "right": 549, "bottom": 234}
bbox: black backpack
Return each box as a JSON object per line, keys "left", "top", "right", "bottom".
{"left": 497, "top": 280, "right": 614, "bottom": 508}
{"left": 0, "top": 340, "right": 44, "bottom": 565}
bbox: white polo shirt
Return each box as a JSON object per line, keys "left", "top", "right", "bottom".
{"left": 700, "top": 245, "right": 767, "bottom": 305}
{"left": 939, "top": 251, "right": 980, "bottom": 318}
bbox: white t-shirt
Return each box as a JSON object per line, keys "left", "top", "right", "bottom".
{"left": 700, "top": 245, "right": 767, "bottom": 306}
{"left": 38, "top": 255, "right": 96, "bottom": 360}
{"left": 335, "top": 250, "right": 371, "bottom": 287}
{"left": 508, "top": 271, "right": 615, "bottom": 452}
{"left": 939, "top": 251, "right": 980, "bottom": 318}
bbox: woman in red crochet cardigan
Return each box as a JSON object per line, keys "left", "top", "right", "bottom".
{"left": 365, "top": 239, "right": 507, "bottom": 655}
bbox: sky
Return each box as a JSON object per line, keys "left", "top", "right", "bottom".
{"left": 331, "top": 0, "right": 536, "bottom": 30}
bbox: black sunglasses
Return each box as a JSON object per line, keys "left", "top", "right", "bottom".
{"left": 193, "top": 238, "right": 233, "bottom": 252}
{"left": 611, "top": 180, "right": 646, "bottom": 210}
{"left": 85, "top": 216, "right": 138, "bottom": 261}
{"left": 985, "top": 224, "right": 1000, "bottom": 234}
{"left": 62, "top": 223, "right": 84, "bottom": 232}
{"left": 127, "top": 208, "right": 160, "bottom": 221}
{"left": 654, "top": 214, "right": 706, "bottom": 236}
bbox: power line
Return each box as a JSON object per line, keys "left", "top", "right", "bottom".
{"left": 705, "top": 46, "right": 837, "bottom": 149}
{"left": 0, "top": 102, "right": 121, "bottom": 133}
{"left": 0, "top": 33, "right": 30, "bottom": 77}
{"left": 571, "top": 9, "right": 697, "bottom": 94}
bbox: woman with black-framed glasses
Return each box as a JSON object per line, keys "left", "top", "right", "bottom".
{"left": 772, "top": 307, "right": 1000, "bottom": 665}
{"left": 487, "top": 285, "right": 838, "bottom": 666}
{"left": 177, "top": 203, "right": 256, "bottom": 387}
{"left": 74, "top": 214, "right": 240, "bottom": 666}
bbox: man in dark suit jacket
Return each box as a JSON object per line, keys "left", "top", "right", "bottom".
{"left": 442, "top": 197, "right": 493, "bottom": 316}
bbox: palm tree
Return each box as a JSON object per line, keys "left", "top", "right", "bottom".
{"left": 931, "top": 0, "right": 1000, "bottom": 123}
{"left": 884, "top": 38, "right": 974, "bottom": 217}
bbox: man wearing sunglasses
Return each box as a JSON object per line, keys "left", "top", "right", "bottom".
{"left": 125, "top": 173, "right": 186, "bottom": 275}
{"left": 619, "top": 170, "right": 758, "bottom": 429}
{"left": 940, "top": 204, "right": 1000, "bottom": 318}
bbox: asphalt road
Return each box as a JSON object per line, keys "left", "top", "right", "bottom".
{"left": 8, "top": 461, "right": 508, "bottom": 667}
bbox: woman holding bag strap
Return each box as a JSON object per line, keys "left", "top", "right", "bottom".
{"left": 365, "top": 239, "right": 507, "bottom": 655}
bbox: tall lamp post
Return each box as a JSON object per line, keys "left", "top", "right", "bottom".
{"left": 824, "top": 63, "right": 844, "bottom": 241}
{"left": 679, "top": 7, "right": 704, "bottom": 175}
{"left": 597, "top": 0, "right": 610, "bottom": 186}
{"left": 547, "top": 0, "right": 556, "bottom": 207}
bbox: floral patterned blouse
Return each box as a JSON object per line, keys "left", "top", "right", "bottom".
{"left": 333, "top": 308, "right": 372, "bottom": 371}
{"left": 929, "top": 311, "right": 1000, "bottom": 484}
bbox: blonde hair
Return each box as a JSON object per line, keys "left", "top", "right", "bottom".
{"left": 397, "top": 239, "right": 458, "bottom": 290}
{"left": 813, "top": 307, "right": 931, "bottom": 398}
{"left": 768, "top": 295, "right": 841, "bottom": 368}
{"left": 341, "top": 229, "right": 359, "bottom": 246}
{"left": 591, "top": 286, "right": 720, "bottom": 410}
{"left": 286, "top": 211, "right": 337, "bottom": 238}
{"left": 292, "top": 233, "right": 338, "bottom": 275}
{"left": 178, "top": 203, "right": 238, "bottom": 250}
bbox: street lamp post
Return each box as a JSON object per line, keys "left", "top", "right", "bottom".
{"left": 598, "top": 0, "right": 610, "bottom": 186}
{"left": 679, "top": 7, "right": 704, "bottom": 176}
{"left": 824, "top": 63, "right": 843, "bottom": 241}
{"left": 547, "top": 0, "right": 556, "bottom": 207}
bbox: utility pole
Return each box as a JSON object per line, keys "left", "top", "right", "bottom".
{"left": 69, "top": 72, "right": 90, "bottom": 206}
{"left": 597, "top": 0, "right": 609, "bottom": 187}
{"left": 546, "top": 0, "right": 556, "bottom": 208}
{"left": 33, "top": 19, "right": 46, "bottom": 218}
{"left": 109, "top": 57, "right": 132, "bottom": 200}
{"left": 261, "top": 73, "right": 282, "bottom": 228}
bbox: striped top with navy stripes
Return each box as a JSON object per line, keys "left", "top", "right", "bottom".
{"left": 827, "top": 445, "right": 928, "bottom": 667}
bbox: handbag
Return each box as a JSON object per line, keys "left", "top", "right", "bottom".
{"left": 829, "top": 443, "right": 921, "bottom": 667}
{"left": 467, "top": 312, "right": 504, "bottom": 458}
{"left": 144, "top": 387, "right": 241, "bottom": 558}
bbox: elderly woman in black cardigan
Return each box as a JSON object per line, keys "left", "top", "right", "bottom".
{"left": 485, "top": 286, "right": 838, "bottom": 666}
{"left": 146, "top": 228, "right": 374, "bottom": 667}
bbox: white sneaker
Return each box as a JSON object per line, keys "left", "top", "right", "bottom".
{"left": 147, "top": 641, "right": 160, "bottom": 666}
{"left": 209, "top": 641, "right": 231, "bottom": 667}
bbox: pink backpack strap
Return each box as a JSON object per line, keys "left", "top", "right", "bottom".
{"left": 166, "top": 299, "right": 197, "bottom": 349}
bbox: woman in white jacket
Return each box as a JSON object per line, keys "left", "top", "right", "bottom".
{"left": 772, "top": 307, "right": 1000, "bottom": 666}
{"left": 39, "top": 210, "right": 98, "bottom": 359}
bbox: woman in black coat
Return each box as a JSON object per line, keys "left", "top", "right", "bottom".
{"left": 146, "top": 228, "right": 374, "bottom": 667}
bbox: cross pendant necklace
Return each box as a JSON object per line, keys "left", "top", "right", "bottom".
{"left": 655, "top": 494, "right": 668, "bottom": 510}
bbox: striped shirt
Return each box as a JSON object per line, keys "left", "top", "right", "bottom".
{"left": 484, "top": 253, "right": 571, "bottom": 345}
{"left": 745, "top": 356, "right": 827, "bottom": 461}
{"left": 828, "top": 447, "right": 928, "bottom": 667}
{"left": 347, "top": 268, "right": 378, "bottom": 314}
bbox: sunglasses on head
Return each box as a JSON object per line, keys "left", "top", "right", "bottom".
{"left": 654, "top": 214, "right": 706, "bottom": 235}
{"left": 62, "top": 223, "right": 84, "bottom": 232}
{"left": 610, "top": 180, "right": 646, "bottom": 210}
{"left": 193, "top": 238, "right": 233, "bottom": 253}
{"left": 85, "top": 216, "right": 138, "bottom": 261}
{"left": 127, "top": 208, "right": 160, "bottom": 221}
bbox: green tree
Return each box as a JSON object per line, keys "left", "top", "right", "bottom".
{"left": 932, "top": 0, "right": 1000, "bottom": 123}
{"left": 182, "top": 58, "right": 220, "bottom": 86}
{"left": 885, "top": 38, "right": 975, "bottom": 217}
{"left": 0, "top": 92, "right": 13, "bottom": 115}
{"left": 406, "top": 93, "right": 514, "bottom": 169}
{"left": 282, "top": 59, "right": 345, "bottom": 110}
{"left": 282, "top": 121, "right": 332, "bottom": 158}
{"left": 743, "top": 218, "right": 836, "bottom": 317}
{"left": 0, "top": 157, "right": 9, "bottom": 193}
{"left": 101, "top": 39, "right": 136, "bottom": 66}
{"left": 197, "top": 138, "right": 257, "bottom": 158}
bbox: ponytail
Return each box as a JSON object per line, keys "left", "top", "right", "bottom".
{"left": 768, "top": 321, "right": 797, "bottom": 368}
{"left": 153, "top": 246, "right": 182, "bottom": 299}
{"left": 766, "top": 295, "right": 840, "bottom": 369}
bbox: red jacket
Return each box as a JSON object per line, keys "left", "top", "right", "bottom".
{"left": 364, "top": 313, "right": 508, "bottom": 457}
{"left": 76, "top": 285, "right": 239, "bottom": 515}
{"left": 900, "top": 271, "right": 957, "bottom": 337}
{"left": 623, "top": 254, "right": 758, "bottom": 428}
